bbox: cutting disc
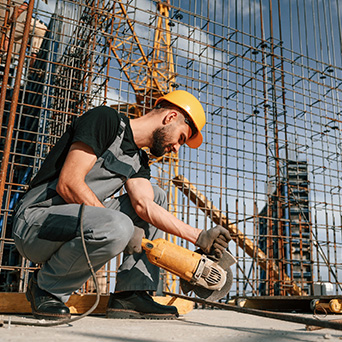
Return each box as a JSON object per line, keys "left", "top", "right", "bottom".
{"left": 180, "top": 249, "right": 236, "bottom": 301}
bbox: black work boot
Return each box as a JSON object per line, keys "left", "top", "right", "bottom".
{"left": 106, "top": 291, "right": 179, "bottom": 319}
{"left": 26, "top": 271, "right": 71, "bottom": 320}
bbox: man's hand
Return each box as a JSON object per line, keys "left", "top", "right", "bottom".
{"left": 124, "top": 226, "right": 145, "bottom": 254}
{"left": 195, "top": 225, "right": 231, "bottom": 258}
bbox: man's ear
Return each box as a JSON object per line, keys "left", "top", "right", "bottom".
{"left": 162, "top": 111, "right": 178, "bottom": 125}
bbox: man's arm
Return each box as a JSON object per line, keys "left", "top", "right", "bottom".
{"left": 11, "top": 1, "right": 28, "bottom": 22}
{"left": 125, "top": 177, "right": 201, "bottom": 244}
{"left": 56, "top": 142, "right": 105, "bottom": 207}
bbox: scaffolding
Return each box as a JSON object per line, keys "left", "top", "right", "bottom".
{"left": 0, "top": 0, "right": 342, "bottom": 299}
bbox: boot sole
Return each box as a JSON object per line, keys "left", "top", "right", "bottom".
{"left": 106, "top": 309, "right": 179, "bottom": 320}
{"left": 31, "top": 311, "right": 71, "bottom": 321}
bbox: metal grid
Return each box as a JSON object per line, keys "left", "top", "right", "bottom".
{"left": 0, "top": 0, "right": 341, "bottom": 298}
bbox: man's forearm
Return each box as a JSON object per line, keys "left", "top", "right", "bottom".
{"left": 56, "top": 180, "right": 105, "bottom": 208}
{"left": 134, "top": 198, "right": 201, "bottom": 244}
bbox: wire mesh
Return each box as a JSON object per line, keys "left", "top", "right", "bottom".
{"left": 0, "top": 0, "right": 341, "bottom": 298}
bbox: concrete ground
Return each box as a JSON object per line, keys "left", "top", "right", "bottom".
{"left": 0, "top": 309, "right": 342, "bottom": 342}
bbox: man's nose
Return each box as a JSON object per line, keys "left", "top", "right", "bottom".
{"left": 172, "top": 144, "right": 180, "bottom": 153}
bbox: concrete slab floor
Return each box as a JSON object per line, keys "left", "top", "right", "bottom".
{"left": 0, "top": 310, "right": 342, "bottom": 342}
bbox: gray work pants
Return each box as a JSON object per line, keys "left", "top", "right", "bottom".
{"left": 13, "top": 185, "right": 166, "bottom": 303}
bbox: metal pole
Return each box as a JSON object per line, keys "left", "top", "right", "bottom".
{"left": 0, "top": 0, "right": 34, "bottom": 214}
{"left": 0, "top": 6, "right": 17, "bottom": 130}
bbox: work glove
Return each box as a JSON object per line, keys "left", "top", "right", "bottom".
{"left": 124, "top": 226, "right": 145, "bottom": 255}
{"left": 195, "top": 225, "right": 231, "bottom": 258}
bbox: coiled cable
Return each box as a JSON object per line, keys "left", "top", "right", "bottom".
{"left": 2, "top": 203, "right": 100, "bottom": 327}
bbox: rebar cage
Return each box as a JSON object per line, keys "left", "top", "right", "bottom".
{"left": 0, "top": 0, "right": 341, "bottom": 298}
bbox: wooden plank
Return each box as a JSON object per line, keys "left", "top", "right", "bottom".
{"left": 0, "top": 293, "right": 31, "bottom": 314}
{"left": 153, "top": 296, "right": 194, "bottom": 315}
{"left": 0, "top": 293, "right": 193, "bottom": 315}
{"left": 67, "top": 294, "right": 109, "bottom": 314}
{"left": 172, "top": 175, "right": 304, "bottom": 296}
{"left": 0, "top": 292, "right": 109, "bottom": 314}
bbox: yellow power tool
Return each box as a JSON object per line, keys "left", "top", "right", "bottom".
{"left": 141, "top": 237, "right": 236, "bottom": 301}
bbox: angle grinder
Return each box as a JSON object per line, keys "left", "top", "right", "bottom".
{"left": 141, "top": 238, "right": 236, "bottom": 301}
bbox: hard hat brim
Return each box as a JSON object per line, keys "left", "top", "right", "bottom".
{"left": 186, "top": 131, "right": 203, "bottom": 148}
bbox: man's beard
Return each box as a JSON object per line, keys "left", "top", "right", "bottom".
{"left": 150, "top": 126, "right": 172, "bottom": 157}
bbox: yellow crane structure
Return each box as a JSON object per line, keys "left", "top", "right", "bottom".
{"left": 108, "top": 0, "right": 176, "bottom": 111}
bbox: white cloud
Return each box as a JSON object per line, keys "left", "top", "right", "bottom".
{"left": 210, "top": 0, "right": 263, "bottom": 17}
{"left": 104, "top": 87, "right": 122, "bottom": 106}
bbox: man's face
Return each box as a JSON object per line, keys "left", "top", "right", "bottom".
{"left": 150, "top": 117, "right": 191, "bottom": 157}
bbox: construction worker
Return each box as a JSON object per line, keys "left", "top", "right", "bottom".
{"left": 0, "top": 0, "right": 48, "bottom": 66}
{"left": 12, "top": 90, "right": 231, "bottom": 320}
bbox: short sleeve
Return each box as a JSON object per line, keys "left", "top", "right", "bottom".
{"left": 72, "top": 106, "right": 119, "bottom": 157}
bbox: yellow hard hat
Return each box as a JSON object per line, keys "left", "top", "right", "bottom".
{"left": 155, "top": 90, "right": 206, "bottom": 148}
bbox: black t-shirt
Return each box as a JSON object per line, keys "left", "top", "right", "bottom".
{"left": 30, "top": 106, "right": 150, "bottom": 188}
